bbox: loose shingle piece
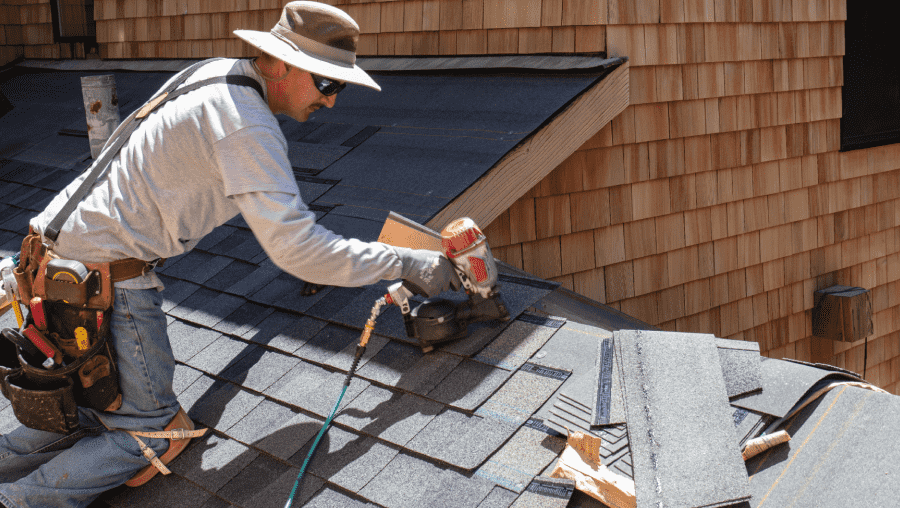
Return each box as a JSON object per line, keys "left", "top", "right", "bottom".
{"left": 616, "top": 330, "right": 751, "bottom": 508}
{"left": 731, "top": 357, "right": 861, "bottom": 418}
{"left": 715, "top": 338, "right": 762, "bottom": 399}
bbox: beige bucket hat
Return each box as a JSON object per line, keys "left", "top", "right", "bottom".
{"left": 234, "top": 1, "right": 380, "bottom": 91}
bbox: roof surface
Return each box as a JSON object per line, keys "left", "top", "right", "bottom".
{"left": 0, "top": 61, "right": 898, "bottom": 508}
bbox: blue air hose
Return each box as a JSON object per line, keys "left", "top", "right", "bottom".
{"left": 284, "top": 296, "right": 387, "bottom": 508}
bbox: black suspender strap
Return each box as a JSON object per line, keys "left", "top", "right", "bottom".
{"left": 44, "top": 60, "right": 266, "bottom": 242}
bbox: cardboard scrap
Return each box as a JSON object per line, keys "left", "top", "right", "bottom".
{"left": 550, "top": 431, "right": 636, "bottom": 508}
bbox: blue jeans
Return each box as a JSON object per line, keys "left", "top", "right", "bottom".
{"left": 0, "top": 288, "right": 180, "bottom": 508}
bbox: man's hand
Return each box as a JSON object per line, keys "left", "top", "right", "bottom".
{"left": 396, "top": 248, "right": 462, "bottom": 298}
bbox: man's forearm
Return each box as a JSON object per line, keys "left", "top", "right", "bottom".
{"left": 232, "top": 190, "right": 403, "bottom": 286}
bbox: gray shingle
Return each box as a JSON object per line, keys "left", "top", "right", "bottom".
{"left": 182, "top": 293, "right": 247, "bottom": 330}
{"left": 616, "top": 330, "right": 750, "bottom": 508}
{"left": 717, "top": 339, "right": 762, "bottom": 399}
{"left": 168, "top": 320, "right": 223, "bottom": 363}
{"left": 395, "top": 351, "right": 462, "bottom": 395}
{"left": 211, "top": 301, "right": 275, "bottom": 337}
{"left": 304, "top": 486, "right": 371, "bottom": 508}
{"left": 303, "top": 285, "right": 367, "bottom": 320}
{"left": 426, "top": 360, "right": 513, "bottom": 411}
{"left": 477, "top": 364, "right": 570, "bottom": 426}
{"left": 295, "top": 324, "right": 362, "bottom": 365}
{"left": 325, "top": 333, "right": 391, "bottom": 373}
{"left": 241, "top": 465, "right": 324, "bottom": 508}
{"left": 101, "top": 473, "right": 213, "bottom": 508}
{"left": 477, "top": 486, "right": 518, "bottom": 508}
{"left": 297, "top": 371, "right": 370, "bottom": 418}
{"left": 224, "top": 261, "right": 282, "bottom": 298}
{"left": 187, "top": 381, "right": 264, "bottom": 432}
{"left": 731, "top": 357, "right": 860, "bottom": 418}
{"left": 168, "top": 287, "right": 221, "bottom": 321}
{"left": 418, "top": 468, "right": 496, "bottom": 508}
{"left": 215, "top": 453, "right": 291, "bottom": 506}
{"left": 745, "top": 387, "right": 900, "bottom": 508}
{"left": 241, "top": 311, "right": 327, "bottom": 354}
{"left": 254, "top": 410, "right": 323, "bottom": 461}
{"left": 187, "top": 335, "right": 253, "bottom": 376}
{"left": 355, "top": 339, "right": 425, "bottom": 387}
{"left": 224, "top": 399, "right": 298, "bottom": 446}
{"left": 194, "top": 224, "right": 239, "bottom": 252}
{"left": 292, "top": 427, "right": 398, "bottom": 493}
{"left": 160, "top": 276, "right": 201, "bottom": 312}
{"left": 248, "top": 272, "right": 331, "bottom": 314}
{"left": 201, "top": 258, "right": 259, "bottom": 293}
{"left": 162, "top": 251, "right": 234, "bottom": 285}
{"left": 336, "top": 386, "right": 442, "bottom": 447}
{"left": 358, "top": 452, "right": 446, "bottom": 508}
{"left": 220, "top": 348, "right": 300, "bottom": 393}
{"left": 405, "top": 407, "right": 517, "bottom": 470}
{"left": 473, "top": 316, "right": 563, "bottom": 371}
{"left": 171, "top": 434, "right": 259, "bottom": 493}
{"left": 475, "top": 425, "right": 566, "bottom": 493}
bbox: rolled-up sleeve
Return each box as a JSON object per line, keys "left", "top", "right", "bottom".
{"left": 231, "top": 189, "right": 404, "bottom": 287}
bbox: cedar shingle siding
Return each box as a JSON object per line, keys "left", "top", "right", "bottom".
{"left": 4, "top": 0, "right": 899, "bottom": 394}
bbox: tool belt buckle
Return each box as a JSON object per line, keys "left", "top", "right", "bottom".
{"left": 142, "top": 258, "right": 162, "bottom": 276}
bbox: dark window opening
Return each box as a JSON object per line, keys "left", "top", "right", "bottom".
{"left": 50, "top": 0, "right": 96, "bottom": 42}
{"left": 841, "top": 2, "right": 900, "bottom": 151}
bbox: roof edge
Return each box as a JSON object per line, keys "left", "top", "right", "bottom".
{"left": 15, "top": 55, "right": 626, "bottom": 74}
{"left": 426, "top": 59, "right": 630, "bottom": 230}
{"left": 358, "top": 55, "right": 624, "bottom": 72}
{"left": 495, "top": 259, "right": 655, "bottom": 332}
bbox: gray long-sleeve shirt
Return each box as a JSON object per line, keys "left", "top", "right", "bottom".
{"left": 30, "top": 58, "right": 403, "bottom": 289}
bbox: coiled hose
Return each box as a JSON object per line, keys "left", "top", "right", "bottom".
{"left": 284, "top": 296, "right": 387, "bottom": 508}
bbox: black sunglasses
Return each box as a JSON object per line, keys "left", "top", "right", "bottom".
{"left": 310, "top": 73, "right": 347, "bottom": 96}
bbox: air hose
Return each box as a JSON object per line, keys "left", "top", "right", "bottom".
{"left": 284, "top": 296, "right": 387, "bottom": 508}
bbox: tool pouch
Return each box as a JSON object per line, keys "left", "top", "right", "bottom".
{"left": 5, "top": 369, "right": 79, "bottom": 435}
{"left": 1, "top": 307, "right": 119, "bottom": 435}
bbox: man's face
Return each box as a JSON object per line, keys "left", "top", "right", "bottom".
{"left": 269, "top": 62, "right": 337, "bottom": 122}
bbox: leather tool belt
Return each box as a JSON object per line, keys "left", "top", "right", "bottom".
{"left": 0, "top": 231, "right": 162, "bottom": 434}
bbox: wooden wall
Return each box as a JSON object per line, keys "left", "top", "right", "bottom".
{"left": 90, "top": 0, "right": 604, "bottom": 59}
{"left": 0, "top": 0, "right": 87, "bottom": 65}
{"left": 481, "top": 1, "right": 900, "bottom": 394}
{"left": 15, "top": 0, "right": 900, "bottom": 393}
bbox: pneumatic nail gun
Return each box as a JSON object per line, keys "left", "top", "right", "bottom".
{"left": 386, "top": 218, "right": 510, "bottom": 353}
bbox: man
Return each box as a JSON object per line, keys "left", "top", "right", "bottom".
{"left": 0, "top": 3, "right": 459, "bottom": 507}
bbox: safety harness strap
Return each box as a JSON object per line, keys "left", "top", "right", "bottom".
{"left": 45, "top": 59, "right": 266, "bottom": 243}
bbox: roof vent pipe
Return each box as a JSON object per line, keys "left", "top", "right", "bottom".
{"left": 80, "top": 74, "right": 121, "bottom": 159}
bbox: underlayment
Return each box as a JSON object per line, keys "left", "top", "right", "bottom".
{"left": 616, "top": 330, "right": 751, "bottom": 508}
{"left": 746, "top": 386, "right": 900, "bottom": 507}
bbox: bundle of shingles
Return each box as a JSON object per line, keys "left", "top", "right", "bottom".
{"left": 545, "top": 330, "right": 769, "bottom": 508}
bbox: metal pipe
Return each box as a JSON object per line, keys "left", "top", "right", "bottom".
{"left": 80, "top": 74, "right": 121, "bottom": 159}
